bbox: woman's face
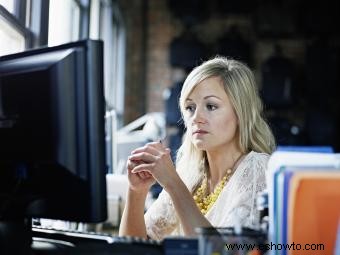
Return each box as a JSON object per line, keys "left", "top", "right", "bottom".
{"left": 183, "top": 76, "right": 239, "bottom": 152}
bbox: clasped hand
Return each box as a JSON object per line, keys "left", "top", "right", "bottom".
{"left": 126, "top": 141, "right": 178, "bottom": 192}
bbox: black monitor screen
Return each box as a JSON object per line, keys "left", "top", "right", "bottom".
{"left": 0, "top": 40, "right": 107, "bottom": 224}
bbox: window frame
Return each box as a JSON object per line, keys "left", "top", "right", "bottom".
{"left": 0, "top": 3, "right": 32, "bottom": 49}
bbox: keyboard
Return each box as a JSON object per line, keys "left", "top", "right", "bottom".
{"left": 32, "top": 226, "right": 163, "bottom": 255}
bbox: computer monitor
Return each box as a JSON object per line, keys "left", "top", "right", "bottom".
{"left": 0, "top": 40, "right": 107, "bottom": 250}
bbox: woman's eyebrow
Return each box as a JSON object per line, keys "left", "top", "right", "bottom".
{"left": 204, "top": 95, "right": 222, "bottom": 100}
{"left": 186, "top": 95, "right": 222, "bottom": 102}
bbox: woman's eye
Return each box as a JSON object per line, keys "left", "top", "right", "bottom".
{"left": 185, "top": 105, "right": 195, "bottom": 112}
{"left": 206, "top": 104, "right": 217, "bottom": 111}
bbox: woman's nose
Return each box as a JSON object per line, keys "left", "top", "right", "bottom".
{"left": 192, "top": 108, "right": 206, "bottom": 124}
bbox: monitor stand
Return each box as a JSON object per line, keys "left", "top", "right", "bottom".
{"left": 0, "top": 219, "right": 77, "bottom": 255}
{"left": 0, "top": 219, "right": 32, "bottom": 255}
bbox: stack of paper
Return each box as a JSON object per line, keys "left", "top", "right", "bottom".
{"left": 267, "top": 151, "right": 340, "bottom": 255}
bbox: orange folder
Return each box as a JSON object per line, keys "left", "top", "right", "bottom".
{"left": 288, "top": 171, "right": 340, "bottom": 255}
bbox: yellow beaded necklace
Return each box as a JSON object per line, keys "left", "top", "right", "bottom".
{"left": 193, "top": 154, "right": 244, "bottom": 215}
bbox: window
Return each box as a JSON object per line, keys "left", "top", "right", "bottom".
{"left": 89, "top": 0, "right": 126, "bottom": 173}
{"left": 48, "top": 0, "right": 81, "bottom": 46}
{"left": 0, "top": 0, "right": 15, "bottom": 14}
{"left": 0, "top": 2, "right": 27, "bottom": 56}
{"left": 0, "top": 0, "right": 50, "bottom": 54}
{"left": 0, "top": 14, "right": 25, "bottom": 55}
{"left": 90, "top": 0, "right": 126, "bottom": 127}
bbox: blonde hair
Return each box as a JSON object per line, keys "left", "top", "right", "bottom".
{"left": 176, "top": 56, "right": 276, "bottom": 191}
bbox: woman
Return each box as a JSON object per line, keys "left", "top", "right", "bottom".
{"left": 119, "top": 56, "right": 275, "bottom": 240}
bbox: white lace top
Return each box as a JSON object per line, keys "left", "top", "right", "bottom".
{"left": 144, "top": 151, "right": 269, "bottom": 240}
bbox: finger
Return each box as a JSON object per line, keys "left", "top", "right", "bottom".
{"left": 138, "top": 171, "right": 152, "bottom": 179}
{"left": 129, "top": 152, "right": 158, "bottom": 163}
{"left": 136, "top": 171, "right": 144, "bottom": 179}
{"left": 131, "top": 145, "right": 159, "bottom": 156}
{"left": 127, "top": 159, "right": 138, "bottom": 170}
{"left": 131, "top": 163, "right": 154, "bottom": 174}
{"left": 126, "top": 160, "right": 133, "bottom": 170}
{"left": 138, "top": 172, "right": 146, "bottom": 179}
{"left": 151, "top": 140, "right": 166, "bottom": 150}
{"left": 145, "top": 172, "right": 152, "bottom": 178}
{"left": 132, "top": 142, "right": 165, "bottom": 155}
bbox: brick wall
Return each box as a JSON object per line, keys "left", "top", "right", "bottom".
{"left": 119, "top": 0, "right": 310, "bottom": 125}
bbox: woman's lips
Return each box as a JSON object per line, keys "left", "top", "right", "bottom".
{"left": 193, "top": 129, "right": 208, "bottom": 135}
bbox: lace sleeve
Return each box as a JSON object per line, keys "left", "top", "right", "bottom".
{"left": 236, "top": 153, "right": 268, "bottom": 228}
{"left": 208, "top": 152, "right": 269, "bottom": 229}
{"left": 144, "top": 190, "right": 179, "bottom": 240}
